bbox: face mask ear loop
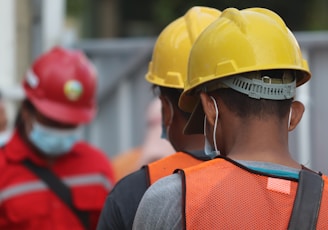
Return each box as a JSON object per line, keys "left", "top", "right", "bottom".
{"left": 288, "top": 107, "right": 293, "bottom": 130}
{"left": 166, "top": 99, "right": 174, "bottom": 137}
{"left": 210, "top": 96, "right": 219, "bottom": 155}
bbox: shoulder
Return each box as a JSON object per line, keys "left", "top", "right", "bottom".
{"left": 98, "top": 168, "right": 148, "bottom": 230}
{"left": 68, "top": 142, "right": 115, "bottom": 182}
{"left": 73, "top": 141, "right": 107, "bottom": 157}
{"left": 133, "top": 174, "right": 183, "bottom": 230}
{"left": 116, "top": 168, "right": 148, "bottom": 189}
{"left": 71, "top": 141, "right": 111, "bottom": 167}
{"left": 108, "top": 168, "right": 148, "bottom": 204}
{"left": 137, "top": 174, "right": 182, "bottom": 210}
{"left": 145, "top": 173, "right": 182, "bottom": 198}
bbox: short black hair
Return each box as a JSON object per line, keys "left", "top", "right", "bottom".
{"left": 212, "top": 88, "right": 292, "bottom": 120}
{"left": 15, "top": 99, "right": 35, "bottom": 129}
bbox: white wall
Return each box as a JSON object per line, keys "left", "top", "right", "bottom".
{"left": 42, "top": 0, "right": 66, "bottom": 52}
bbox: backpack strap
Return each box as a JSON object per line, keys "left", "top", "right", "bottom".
{"left": 23, "top": 159, "right": 89, "bottom": 230}
{"left": 288, "top": 169, "right": 324, "bottom": 230}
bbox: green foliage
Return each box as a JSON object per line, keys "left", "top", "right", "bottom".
{"left": 66, "top": 0, "right": 328, "bottom": 38}
{"left": 151, "top": 0, "right": 327, "bottom": 31}
{"left": 66, "top": 0, "right": 88, "bottom": 18}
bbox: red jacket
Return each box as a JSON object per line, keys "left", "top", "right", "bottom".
{"left": 0, "top": 131, "right": 115, "bottom": 230}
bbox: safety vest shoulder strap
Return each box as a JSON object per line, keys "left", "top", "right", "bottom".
{"left": 288, "top": 170, "right": 323, "bottom": 230}
{"left": 146, "top": 152, "right": 204, "bottom": 186}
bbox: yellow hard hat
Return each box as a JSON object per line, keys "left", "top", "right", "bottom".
{"left": 145, "top": 6, "right": 221, "bottom": 89}
{"left": 179, "top": 7, "right": 311, "bottom": 112}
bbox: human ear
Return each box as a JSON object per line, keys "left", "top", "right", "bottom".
{"left": 200, "top": 92, "right": 217, "bottom": 127}
{"left": 159, "top": 96, "right": 173, "bottom": 127}
{"left": 288, "top": 101, "right": 305, "bottom": 131}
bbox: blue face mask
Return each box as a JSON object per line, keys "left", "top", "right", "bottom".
{"left": 0, "top": 130, "right": 12, "bottom": 147}
{"left": 28, "top": 120, "right": 81, "bottom": 156}
{"left": 161, "top": 122, "right": 168, "bottom": 139}
{"left": 160, "top": 99, "right": 173, "bottom": 140}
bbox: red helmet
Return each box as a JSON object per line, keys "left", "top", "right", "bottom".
{"left": 23, "top": 46, "right": 97, "bottom": 124}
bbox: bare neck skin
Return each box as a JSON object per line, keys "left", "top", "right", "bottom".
{"left": 201, "top": 92, "right": 304, "bottom": 169}
{"left": 223, "top": 117, "right": 300, "bottom": 169}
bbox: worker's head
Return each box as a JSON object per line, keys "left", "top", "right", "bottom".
{"left": 18, "top": 46, "right": 97, "bottom": 157}
{"left": 179, "top": 8, "right": 311, "bottom": 156}
{"left": 146, "top": 6, "right": 221, "bottom": 152}
{"left": 138, "top": 97, "right": 176, "bottom": 166}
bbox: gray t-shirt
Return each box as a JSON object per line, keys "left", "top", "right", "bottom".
{"left": 132, "top": 160, "right": 300, "bottom": 230}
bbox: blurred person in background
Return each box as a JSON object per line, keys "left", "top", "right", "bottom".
{"left": 112, "top": 97, "right": 175, "bottom": 181}
{"left": 0, "top": 92, "right": 13, "bottom": 147}
{"left": 0, "top": 46, "right": 115, "bottom": 230}
{"left": 96, "top": 6, "right": 220, "bottom": 230}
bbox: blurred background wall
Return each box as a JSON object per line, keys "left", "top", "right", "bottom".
{"left": 0, "top": 0, "right": 328, "bottom": 173}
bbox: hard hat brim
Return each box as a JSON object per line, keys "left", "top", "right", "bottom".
{"left": 27, "top": 92, "right": 96, "bottom": 125}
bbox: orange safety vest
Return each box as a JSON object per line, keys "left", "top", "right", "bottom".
{"left": 146, "top": 151, "right": 204, "bottom": 185}
{"left": 181, "top": 158, "right": 328, "bottom": 230}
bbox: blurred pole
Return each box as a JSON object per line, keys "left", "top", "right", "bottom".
{"left": 0, "top": 0, "right": 16, "bottom": 87}
{"left": 16, "top": 0, "right": 33, "bottom": 82}
{"left": 98, "top": 0, "right": 119, "bottom": 37}
{"left": 0, "top": 0, "right": 17, "bottom": 125}
{"left": 31, "top": 0, "right": 43, "bottom": 59}
{"left": 296, "top": 50, "right": 312, "bottom": 168}
{"left": 42, "top": 0, "right": 66, "bottom": 52}
{"left": 83, "top": 0, "right": 120, "bottom": 38}
{"left": 117, "top": 80, "right": 133, "bottom": 152}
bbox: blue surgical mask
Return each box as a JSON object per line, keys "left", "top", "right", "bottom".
{"left": 160, "top": 99, "right": 174, "bottom": 140}
{"left": 28, "top": 120, "right": 81, "bottom": 156}
{"left": 0, "top": 130, "right": 12, "bottom": 147}
{"left": 161, "top": 122, "right": 167, "bottom": 139}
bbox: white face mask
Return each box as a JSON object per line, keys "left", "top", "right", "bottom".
{"left": 28, "top": 120, "right": 81, "bottom": 156}
{"left": 0, "top": 129, "right": 12, "bottom": 147}
{"left": 203, "top": 96, "right": 220, "bottom": 158}
{"left": 288, "top": 107, "right": 293, "bottom": 130}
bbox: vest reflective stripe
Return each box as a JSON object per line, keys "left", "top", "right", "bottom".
{"left": 147, "top": 152, "right": 204, "bottom": 185}
{"left": 182, "top": 158, "right": 328, "bottom": 229}
{"left": 0, "top": 173, "right": 112, "bottom": 203}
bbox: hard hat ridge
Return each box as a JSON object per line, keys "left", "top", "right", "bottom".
{"left": 145, "top": 6, "right": 221, "bottom": 89}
